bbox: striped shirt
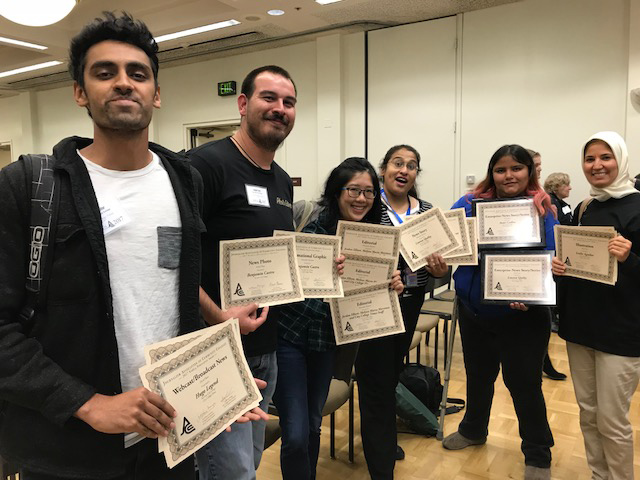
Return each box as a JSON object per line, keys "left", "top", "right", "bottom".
{"left": 380, "top": 198, "right": 433, "bottom": 287}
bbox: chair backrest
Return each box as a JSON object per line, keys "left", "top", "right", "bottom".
{"left": 425, "top": 267, "right": 452, "bottom": 297}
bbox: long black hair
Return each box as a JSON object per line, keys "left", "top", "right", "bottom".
{"left": 317, "top": 157, "right": 382, "bottom": 232}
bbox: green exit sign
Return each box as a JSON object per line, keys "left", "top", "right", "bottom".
{"left": 218, "top": 81, "right": 236, "bottom": 96}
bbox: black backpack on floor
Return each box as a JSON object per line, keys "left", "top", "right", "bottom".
{"left": 399, "top": 363, "right": 465, "bottom": 416}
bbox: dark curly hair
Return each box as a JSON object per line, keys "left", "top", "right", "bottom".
{"left": 69, "top": 11, "right": 159, "bottom": 88}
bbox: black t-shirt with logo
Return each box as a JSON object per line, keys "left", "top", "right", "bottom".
{"left": 188, "top": 137, "right": 294, "bottom": 356}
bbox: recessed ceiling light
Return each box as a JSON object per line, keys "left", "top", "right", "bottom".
{"left": 267, "top": 9, "right": 285, "bottom": 16}
{"left": 316, "top": 0, "right": 343, "bottom": 4}
{"left": 0, "top": 36, "right": 47, "bottom": 50}
{"left": 0, "top": 60, "right": 62, "bottom": 79}
{"left": 0, "top": 0, "right": 77, "bottom": 27}
{"left": 154, "top": 19, "right": 241, "bottom": 43}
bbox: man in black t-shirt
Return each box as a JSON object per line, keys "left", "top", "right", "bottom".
{"left": 188, "top": 65, "right": 297, "bottom": 480}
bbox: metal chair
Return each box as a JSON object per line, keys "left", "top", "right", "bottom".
{"left": 414, "top": 313, "right": 440, "bottom": 366}
{"left": 322, "top": 378, "right": 355, "bottom": 462}
{"left": 405, "top": 330, "right": 423, "bottom": 364}
{"left": 266, "top": 377, "right": 355, "bottom": 463}
{"left": 421, "top": 269, "right": 455, "bottom": 369}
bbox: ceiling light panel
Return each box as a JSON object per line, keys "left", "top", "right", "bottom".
{"left": 0, "top": 36, "right": 48, "bottom": 50}
{"left": 154, "top": 19, "right": 241, "bottom": 43}
{"left": 0, "top": 60, "right": 63, "bottom": 79}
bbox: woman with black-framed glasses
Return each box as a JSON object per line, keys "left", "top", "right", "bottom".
{"left": 355, "top": 144, "right": 448, "bottom": 479}
{"left": 273, "top": 157, "right": 403, "bottom": 480}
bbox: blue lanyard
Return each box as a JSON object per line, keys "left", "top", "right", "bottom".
{"left": 381, "top": 188, "right": 411, "bottom": 224}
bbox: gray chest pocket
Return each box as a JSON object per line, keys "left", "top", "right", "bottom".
{"left": 157, "top": 226, "right": 182, "bottom": 269}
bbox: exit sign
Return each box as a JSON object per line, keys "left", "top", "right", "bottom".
{"left": 218, "top": 81, "right": 236, "bottom": 96}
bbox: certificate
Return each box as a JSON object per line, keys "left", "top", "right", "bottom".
{"left": 273, "top": 230, "right": 343, "bottom": 298}
{"left": 554, "top": 225, "right": 618, "bottom": 285}
{"left": 398, "top": 207, "right": 458, "bottom": 271}
{"left": 481, "top": 251, "right": 555, "bottom": 305}
{"left": 445, "top": 218, "right": 479, "bottom": 266}
{"left": 473, "top": 197, "right": 545, "bottom": 249}
{"left": 329, "top": 282, "right": 404, "bottom": 345}
{"left": 139, "top": 319, "right": 261, "bottom": 468}
{"left": 341, "top": 254, "right": 396, "bottom": 292}
{"left": 337, "top": 221, "right": 400, "bottom": 259}
{"left": 219, "top": 236, "right": 304, "bottom": 309}
{"left": 442, "top": 208, "right": 472, "bottom": 257}
{"left": 144, "top": 329, "right": 205, "bottom": 365}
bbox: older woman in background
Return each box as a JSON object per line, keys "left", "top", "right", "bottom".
{"left": 544, "top": 172, "right": 573, "bottom": 225}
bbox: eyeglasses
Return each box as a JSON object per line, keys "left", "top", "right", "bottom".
{"left": 342, "top": 187, "right": 377, "bottom": 199}
{"left": 389, "top": 159, "right": 420, "bottom": 172}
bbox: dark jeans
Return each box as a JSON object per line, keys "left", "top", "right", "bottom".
{"left": 20, "top": 438, "right": 194, "bottom": 480}
{"left": 457, "top": 302, "right": 554, "bottom": 468}
{"left": 272, "top": 339, "right": 335, "bottom": 480}
{"left": 355, "top": 285, "right": 426, "bottom": 480}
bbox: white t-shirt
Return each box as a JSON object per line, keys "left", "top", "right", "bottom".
{"left": 80, "top": 150, "right": 181, "bottom": 446}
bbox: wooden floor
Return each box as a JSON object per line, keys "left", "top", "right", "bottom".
{"left": 257, "top": 324, "right": 640, "bottom": 479}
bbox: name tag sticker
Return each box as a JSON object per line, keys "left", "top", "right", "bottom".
{"left": 245, "top": 184, "right": 270, "bottom": 208}
{"left": 562, "top": 205, "right": 572, "bottom": 214}
{"left": 100, "top": 198, "right": 132, "bottom": 236}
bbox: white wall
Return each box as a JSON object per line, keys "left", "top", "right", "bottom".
{"left": 0, "top": 95, "right": 23, "bottom": 161}
{"left": 460, "top": 0, "right": 629, "bottom": 206}
{"left": 368, "top": 17, "right": 458, "bottom": 210}
{"left": 0, "top": 0, "right": 635, "bottom": 211}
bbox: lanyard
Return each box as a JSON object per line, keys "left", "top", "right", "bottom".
{"left": 381, "top": 188, "right": 411, "bottom": 224}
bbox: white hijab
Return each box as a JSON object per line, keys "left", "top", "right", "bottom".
{"left": 583, "top": 131, "right": 638, "bottom": 201}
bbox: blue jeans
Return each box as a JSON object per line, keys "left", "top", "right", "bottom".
{"left": 272, "top": 339, "right": 335, "bottom": 480}
{"left": 195, "top": 351, "right": 277, "bottom": 480}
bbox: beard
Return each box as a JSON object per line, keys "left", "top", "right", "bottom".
{"left": 88, "top": 100, "right": 152, "bottom": 132}
{"left": 246, "top": 112, "right": 292, "bottom": 152}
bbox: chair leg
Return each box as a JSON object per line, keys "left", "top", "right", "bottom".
{"left": 434, "top": 325, "right": 439, "bottom": 370}
{"left": 416, "top": 342, "right": 421, "bottom": 364}
{"left": 349, "top": 387, "right": 354, "bottom": 463}
{"left": 330, "top": 412, "right": 336, "bottom": 459}
{"left": 443, "top": 318, "right": 449, "bottom": 369}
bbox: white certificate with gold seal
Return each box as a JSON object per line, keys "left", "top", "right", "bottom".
{"left": 273, "top": 230, "right": 343, "bottom": 298}
{"left": 139, "top": 319, "right": 261, "bottom": 468}
{"left": 398, "top": 207, "right": 458, "bottom": 271}
{"left": 336, "top": 221, "right": 400, "bottom": 259}
{"left": 219, "top": 236, "right": 304, "bottom": 309}
{"left": 554, "top": 225, "right": 618, "bottom": 285}
{"left": 481, "top": 251, "right": 555, "bottom": 305}
{"left": 329, "top": 282, "right": 404, "bottom": 345}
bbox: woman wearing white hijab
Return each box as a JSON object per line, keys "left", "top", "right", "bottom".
{"left": 552, "top": 131, "right": 640, "bottom": 480}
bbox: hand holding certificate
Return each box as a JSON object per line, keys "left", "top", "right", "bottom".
{"left": 554, "top": 225, "right": 618, "bottom": 285}
{"left": 140, "top": 320, "right": 261, "bottom": 468}
{"left": 398, "top": 207, "right": 458, "bottom": 270}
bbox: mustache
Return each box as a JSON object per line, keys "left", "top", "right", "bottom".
{"left": 108, "top": 94, "right": 139, "bottom": 104}
{"left": 264, "top": 112, "right": 288, "bottom": 125}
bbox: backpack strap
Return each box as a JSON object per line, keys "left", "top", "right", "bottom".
{"left": 19, "top": 154, "right": 59, "bottom": 332}
{"left": 577, "top": 198, "right": 593, "bottom": 225}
